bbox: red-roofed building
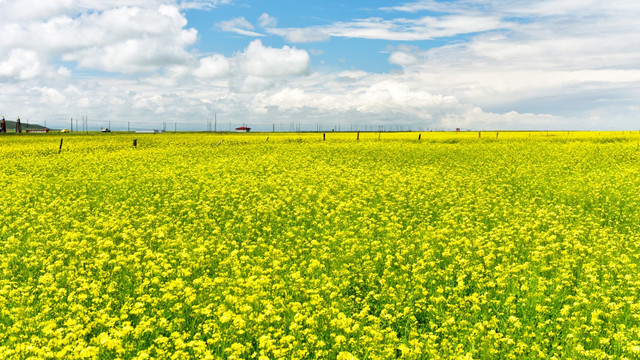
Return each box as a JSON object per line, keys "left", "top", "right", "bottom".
{"left": 235, "top": 126, "right": 251, "bottom": 132}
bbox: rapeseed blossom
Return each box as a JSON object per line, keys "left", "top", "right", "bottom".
{"left": 0, "top": 131, "right": 639, "bottom": 358}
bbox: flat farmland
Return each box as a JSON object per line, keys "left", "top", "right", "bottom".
{"left": 1, "top": 132, "right": 639, "bottom": 359}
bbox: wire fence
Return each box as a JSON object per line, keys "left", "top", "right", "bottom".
{"left": 30, "top": 116, "right": 436, "bottom": 133}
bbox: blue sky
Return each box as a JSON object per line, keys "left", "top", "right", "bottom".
{"left": 189, "top": 1, "right": 417, "bottom": 73}
{"left": 1, "top": 0, "right": 640, "bottom": 130}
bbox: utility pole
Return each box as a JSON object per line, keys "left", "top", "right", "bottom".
{"left": 70, "top": 117, "right": 73, "bottom": 132}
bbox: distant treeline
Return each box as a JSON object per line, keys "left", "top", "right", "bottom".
{"left": 1, "top": 120, "right": 50, "bottom": 132}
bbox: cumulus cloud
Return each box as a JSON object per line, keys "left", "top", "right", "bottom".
{"left": 0, "top": 0, "right": 74, "bottom": 21}
{"left": 34, "top": 87, "right": 68, "bottom": 106}
{"left": 248, "top": 73, "right": 459, "bottom": 119}
{"left": 160, "top": 40, "right": 310, "bottom": 81}
{"left": 0, "top": 3, "right": 198, "bottom": 74}
{"left": 441, "top": 108, "right": 558, "bottom": 131}
{"left": 1, "top": 0, "right": 640, "bottom": 130}
{"left": 246, "top": 75, "right": 562, "bottom": 130}
{"left": 236, "top": 40, "right": 310, "bottom": 77}
{"left": 0, "top": 49, "right": 43, "bottom": 80}
{"left": 232, "top": 75, "right": 273, "bottom": 93}
{"left": 0, "top": 0, "right": 223, "bottom": 20}
{"left": 388, "top": 51, "right": 420, "bottom": 67}
{"left": 194, "top": 54, "right": 232, "bottom": 79}
{"left": 259, "top": 0, "right": 640, "bottom": 129}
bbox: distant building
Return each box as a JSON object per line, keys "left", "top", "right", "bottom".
{"left": 235, "top": 126, "right": 251, "bottom": 132}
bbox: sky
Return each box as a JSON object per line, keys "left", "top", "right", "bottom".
{"left": 1, "top": 0, "right": 640, "bottom": 131}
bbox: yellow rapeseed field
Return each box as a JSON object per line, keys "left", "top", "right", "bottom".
{"left": 1, "top": 131, "right": 639, "bottom": 359}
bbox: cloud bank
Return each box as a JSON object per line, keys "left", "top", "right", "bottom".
{"left": 1, "top": 0, "right": 639, "bottom": 130}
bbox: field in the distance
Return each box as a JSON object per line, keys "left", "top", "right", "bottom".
{"left": 1, "top": 131, "right": 639, "bottom": 359}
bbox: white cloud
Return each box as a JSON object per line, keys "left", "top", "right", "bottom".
{"left": 258, "top": 13, "right": 277, "bottom": 28}
{"left": 58, "top": 66, "right": 72, "bottom": 77}
{"left": 63, "top": 5, "right": 197, "bottom": 73}
{"left": 441, "top": 108, "right": 558, "bottom": 130}
{"left": 0, "top": 49, "right": 43, "bottom": 80}
{"left": 232, "top": 75, "right": 273, "bottom": 93}
{"left": 267, "top": 27, "right": 331, "bottom": 43}
{"left": 194, "top": 54, "right": 232, "bottom": 79}
{"left": 268, "top": 15, "right": 510, "bottom": 43}
{"left": 34, "top": 87, "right": 68, "bottom": 106}
{"left": 0, "top": 0, "right": 76, "bottom": 21}
{"left": 388, "top": 51, "right": 419, "bottom": 67}
{"left": 160, "top": 40, "right": 310, "bottom": 81}
{"left": 0, "top": 4, "right": 198, "bottom": 74}
{"left": 384, "top": 0, "right": 634, "bottom": 18}
{"left": 177, "top": 0, "right": 232, "bottom": 10}
{"left": 0, "top": 0, "right": 221, "bottom": 20}
{"left": 337, "top": 70, "right": 368, "bottom": 80}
{"left": 217, "top": 17, "right": 264, "bottom": 37}
{"left": 247, "top": 73, "right": 460, "bottom": 121}
{"left": 382, "top": 1, "right": 451, "bottom": 13}
{"left": 1, "top": 0, "right": 640, "bottom": 130}
{"left": 236, "top": 40, "right": 310, "bottom": 77}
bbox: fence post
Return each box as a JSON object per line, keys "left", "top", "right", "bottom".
{"left": 58, "top": 138, "right": 63, "bottom": 154}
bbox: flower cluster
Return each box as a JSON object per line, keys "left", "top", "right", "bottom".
{"left": 0, "top": 131, "right": 639, "bottom": 359}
